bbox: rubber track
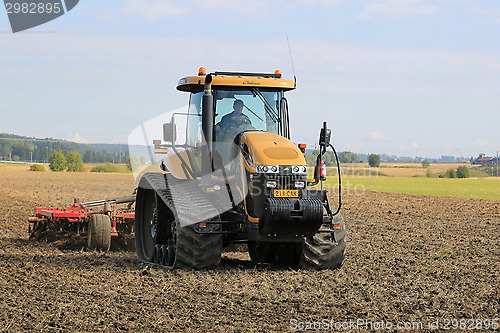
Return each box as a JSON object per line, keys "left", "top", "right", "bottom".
{"left": 142, "top": 173, "right": 222, "bottom": 269}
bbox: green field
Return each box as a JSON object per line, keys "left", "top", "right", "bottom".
{"left": 321, "top": 176, "right": 500, "bottom": 201}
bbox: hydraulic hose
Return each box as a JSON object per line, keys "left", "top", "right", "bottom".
{"left": 325, "top": 142, "right": 341, "bottom": 216}
{"left": 309, "top": 141, "right": 342, "bottom": 216}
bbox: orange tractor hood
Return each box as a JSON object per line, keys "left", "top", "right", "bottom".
{"left": 240, "top": 131, "right": 306, "bottom": 169}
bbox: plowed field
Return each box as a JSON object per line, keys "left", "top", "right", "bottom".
{"left": 0, "top": 165, "right": 498, "bottom": 332}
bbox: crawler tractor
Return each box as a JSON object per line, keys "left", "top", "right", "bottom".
{"left": 134, "top": 68, "right": 346, "bottom": 270}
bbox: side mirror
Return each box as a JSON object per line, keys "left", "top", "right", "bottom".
{"left": 319, "top": 122, "right": 331, "bottom": 146}
{"left": 163, "top": 122, "right": 177, "bottom": 142}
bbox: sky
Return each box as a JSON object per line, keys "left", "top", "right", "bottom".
{"left": 0, "top": 0, "right": 499, "bottom": 158}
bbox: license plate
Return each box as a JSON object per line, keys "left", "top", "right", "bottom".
{"left": 274, "top": 189, "right": 298, "bottom": 198}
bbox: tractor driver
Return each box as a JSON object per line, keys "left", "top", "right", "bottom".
{"left": 215, "top": 99, "right": 253, "bottom": 142}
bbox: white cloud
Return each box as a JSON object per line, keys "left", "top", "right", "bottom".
{"left": 193, "top": 0, "right": 262, "bottom": 12}
{"left": 97, "top": 13, "right": 119, "bottom": 23}
{"left": 369, "top": 131, "right": 388, "bottom": 141}
{"left": 476, "top": 139, "right": 488, "bottom": 147}
{"left": 467, "top": 6, "right": 500, "bottom": 24}
{"left": 69, "top": 132, "right": 88, "bottom": 144}
{"left": 192, "top": 0, "right": 275, "bottom": 17}
{"left": 467, "top": 6, "right": 500, "bottom": 16}
{"left": 338, "top": 141, "right": 362, "bottom": 151}
{"left": 124, "top": 0, "right": 190, "bottom": 21}
{"left": 123, "top": 0, "right": 344, "bottom": 21}
{"left": 358, "top": 0, "right": 439, "bottom": 20}
{"left": 285, "top": 0, "right": 344, "bottom": 9}
{"left": 285, "top": 38, "right": 500, "bottom": 97}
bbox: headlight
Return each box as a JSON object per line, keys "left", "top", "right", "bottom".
{"left": 266, "top": 180, "right": 278, "bottom": 188}
{"left": 291, "top": 165, "right": 307, "bottom": 174}
{"left": 256, "top": 165, "right": 279, "bottom": 173}
{"left": 294, "top": 181, "right": 305, "bottom": 188}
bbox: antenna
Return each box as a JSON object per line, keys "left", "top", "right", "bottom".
{"left": 286, "top": 32, "right": 297, "bottom": 85}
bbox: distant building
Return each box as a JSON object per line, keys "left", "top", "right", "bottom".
{"left": 484, "top": 157, "right": 500, "bottom": 167}
{"left": 472, "top": 153, "right": 494, "bottom": 165}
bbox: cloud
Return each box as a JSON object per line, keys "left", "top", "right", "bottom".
{"left": 97, "top": 13, "right": 119, "bottom": 23}
{"left": 124, "top": 0, "right": 190, "bottom": 21}
{"left": 358, "top": 0, "right": 439, "bottom": 20}
{"left": 338, "top": 141, "right": 362, "bottom": 151}
{"left": 70, "top": 132, "right": 88, "bottom": 144}
{"left": 284, "top": 0, "right": 344, "bottom": 9}
{"left": 369, "top": 131, "right": 388, "bottom": 141}
{"left": 467, "top": 6, "right": 500, "bottom": 16}
{"left": 476, "top": 139, "right": 488, "bottom": 147}
{"left": 467, "top": 6, "right": 500, "bottom": 24}
{"left": 192, "top": 0, "right": 275, "bottom": 17}
{"left": 123, "top": 0, "right": 344, "bottom": 21}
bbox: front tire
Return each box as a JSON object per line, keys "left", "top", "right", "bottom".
{"left": 248, "top": 213, "right": 346, "bottom": 270}
{"left": 298, "top": 213, "right": 346, "bottom": 270}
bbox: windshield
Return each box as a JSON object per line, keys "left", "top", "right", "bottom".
{"left": 214, "top": 89, "right": 282, "bottom": 143}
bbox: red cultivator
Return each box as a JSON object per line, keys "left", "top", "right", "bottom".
{"left": 28, "top": 195, "right": 136, "bottom": 251}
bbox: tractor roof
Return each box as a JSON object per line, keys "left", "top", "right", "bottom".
{"left": 177, "top": 70, "right": 296, "bottom": 93}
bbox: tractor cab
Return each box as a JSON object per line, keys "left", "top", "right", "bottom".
{"left": 164, "top": 69, "right": 297, "bottom": 177}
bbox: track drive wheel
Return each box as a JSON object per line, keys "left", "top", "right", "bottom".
{"left": 135, "top": 184, "right": 222, "bottom": 269}
{"left": 298, "top": 213, "right": 346, "bottom": 270}
{"left": 87, "top": 214, "right": 112, "bottom": 251}
{"left": 248, "top": 213, "right": 346, "bottom": 270}
{"left": 248, "top": 241, "right": 274, "bottom": 263}
{"left": 248, "top": 242, "right": 301, "bottom": 267}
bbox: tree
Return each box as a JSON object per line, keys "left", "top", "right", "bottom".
{"left": 49, "top": 151, "right": 67, "bottom": 171}
{"left": 445, "top": 169, "right": 455, "bottom": 178}
{"left": 338, "top": 151, "right": 362, "bottom": 164}
{"left": 456, "top": 166, "right": 470, "bottom": 178}
{"left": 368, "top": 154, "right": 381, "bottom": 167}
{"left": 421, "top": 159, "right": 430, "bottom": 168}
{"left": 66, "top": 151, "right": 84, "bottom": 172}
{"left": 125, "top": 150, "right": 132, "bottom": 171}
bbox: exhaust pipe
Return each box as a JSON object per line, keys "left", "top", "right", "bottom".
{"left": 201, "top": 74, "right": 214, "bottom": 184}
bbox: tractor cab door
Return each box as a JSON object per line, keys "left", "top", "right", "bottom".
{"left": 184, "top": 91, "right": 204, "bottom": 176}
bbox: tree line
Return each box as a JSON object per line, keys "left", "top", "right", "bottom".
{"left": 31, "top": 150, "right": 132, "bottom": 172}
{"left": 0, "top": 134, "right": 129, "bottom": 164}
{"left": 305, "top": 151, "right": 363, "bottom": 166}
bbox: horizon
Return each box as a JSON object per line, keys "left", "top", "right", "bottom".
{"left": 1, "top": 131, "right": 496, "bottom": 161}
